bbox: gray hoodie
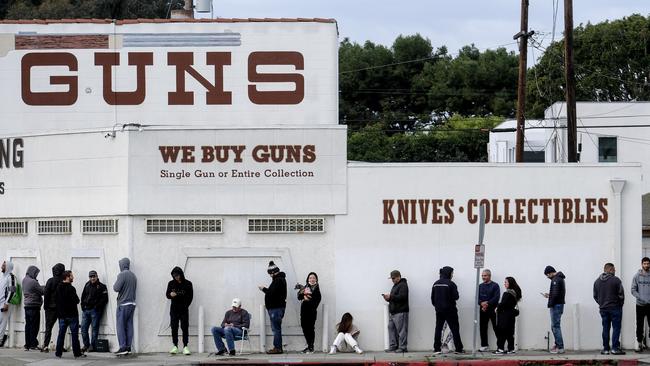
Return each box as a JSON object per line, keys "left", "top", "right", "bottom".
{"left": 0, "top": 261, "right": 15, "bottom": 305}
{"left": 113, "top": 258, "right": 137, "bottom": 306}
{"left": 593, "top": 272, "right": 624, "bottom": 309}
{"left": 632, "top": 269, "right": 650, "bottom": 305}
{"left": 22, "top": 266, "right": 44, "bottom": 308}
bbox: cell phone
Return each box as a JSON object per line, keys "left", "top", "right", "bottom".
{"left": 540, "top": 292, "right": 545, "bottom": 296}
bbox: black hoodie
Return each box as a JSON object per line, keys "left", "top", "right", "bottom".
{"left": 431, "top": 266, "right": 459, "bottom": 312}
{"left": 166, "top": 266, "right": 193, "bottom": 312}
{"left": 56, "top": 281, "right": 80, "bottom": 318}
{"left": 81, "top": 279, "right": 108, "bottom": 311}
{"left": 44, "top": 263, "right": 65, "bottom": 310}
{"left": 263, "top": 272, "right": 287, "bottom": 310}
{"left": 548, "top": 271, "right": 566, "bottom": 308}
{"left": 389, "top": 278, "right": 409, "bottom": 314}
{"left": 593, "top": 272, "right": 624, "bottom": 309}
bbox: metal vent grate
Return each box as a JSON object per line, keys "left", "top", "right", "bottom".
{"left": 37, "top": 219, "right": 72, "bottom": 235}
{"left": 81, "top": 219, "right": 118, "bottom": 234}
{"left": 0, "top": 220, "right": 28, "bottom": 236}
{"left": 248, "top": 218, "right": 325, "bottom": 233}
{"left": 146, "top": 218, "right": 222, "bottom": 234}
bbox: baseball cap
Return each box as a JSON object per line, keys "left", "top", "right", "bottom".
{"left": 232, "top": 298, "right": 241, "bottom": 307}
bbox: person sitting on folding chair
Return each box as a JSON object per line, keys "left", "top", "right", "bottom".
{"left": 211, "top": 298, "right": 250, "bottom": 356}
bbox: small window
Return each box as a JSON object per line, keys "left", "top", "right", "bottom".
{"left": 598, "top": 137, "right": 617, "bottom": 162}
{"left": 248, "top": 217, "right": 325, "bottom": 233}
{"left": 0, "top": 220, "right": 28, "bottom": 236}
{"left": 523, "top": 150, "right": 545, "bottom": 163}
{"left": 37, "top": 219, "right": 72, "bottom": 235}
{"left": 145, "top": 218, "right": 222, "bottom": 234}
{"left": 82, "top": 219, "right": 118, "bottom": 234}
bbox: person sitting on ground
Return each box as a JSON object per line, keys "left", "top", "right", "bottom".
{"left": 211, "top": 298, "right": 250, "bottom": 356}
{"left": 329, "top": 313, "right": 363, "bottom": 354}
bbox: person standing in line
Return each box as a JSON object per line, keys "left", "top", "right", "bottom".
{"left": 55, "top": 270, "right": 85, "bottom": 359}
{"left": 166, "top": 266, "right": 193, "bottom": 355}
{"left": 211, "top": 298, "right": 250, "bottom": 356}
{"left": 632, "top": 257, "right": 650, "bottom": 352}
{"left": 494, "top": 276, "right": 522, "bottom": 355}
{"left": 297, "top": 272, "right": 321, "bottom": 354}
{"left": 113, "top": 257, "right": 137, "bottom": 356}
{"left": 80, "top": 270, "right": 108, "bottom": 353}
{"left": 22, "top": 265, "right": 44, "bottom": 350}
{"left": 0, "top": 261, "right": 16, "bottom": 347}
{"left": 382, "top": 269, "right": 409, "bottom": 353}
{"left": 328, "top": 313, "right": 363, "bottom": 354}
{"left": 258, "top": 261, "right": 287, "bottom": 354}
{"left": 478, "top": 269, "right": 500, "bottom": 352}
{"left": 543, "top": 265, "right": 566, "bottom": 354}
{"left": 594, "top": 262, "right": 625, "bottom": 355}
{"left": 432, "top": 266, "right": 464, "bottom": 354}
{"left": 42, "top": 263, "right": 65, "bottom": 352}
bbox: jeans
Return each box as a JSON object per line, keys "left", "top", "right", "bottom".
{"left": 636, "top": 304, "right": 650, "bottom": 343}
{"left": 211, "top": 326, "right": 243, "bottom": 352}
{"left": 268, "top": 307, "right": 285, "bottom": 350}
{"left": 24, "top": 307, "right": 41, "bottom": 348}
{"left": 434, "top": 310, "right": 463, "bottom": 352}
{"left": 43, "top": 308, "right": 57, "bottom": 349}
{"left": 479, "top": 305, "right": 497, "bottom": 347}
{"left": 388, "top": 312, "right": 409, "bottom": 351}
{"left": 600, "top": 307, "right": 623, "bottom": 351}
{"left": 55, "top": 317, "right": 81, "bottom": 357}
{"left": 116, "top": 304, "right": 135, "bottom": 350}
{"left": 81, "top": 308, "right": 101, "bottom": 349}
{"left": 550, "top": 304, "right": 564, "bottom": 349}
{"left": 170, "top": 308, "right": 189, "bottom": 347}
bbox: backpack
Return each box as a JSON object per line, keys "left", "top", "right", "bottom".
{"left": 8, "top": 274, "right": 21, "bottom": 305}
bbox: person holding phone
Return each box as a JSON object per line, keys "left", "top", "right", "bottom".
{"left": 382, "top": 270, "right": 409, "bottom": 353}
{"left": 543, "top": 265, "right": 566, "bottom": 354}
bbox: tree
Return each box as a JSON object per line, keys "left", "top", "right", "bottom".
{"left": 4, "top": 0, "right": 184, "bottom": 19}
{"left": 527, "top": 14, "right": 650, "bottom": 118}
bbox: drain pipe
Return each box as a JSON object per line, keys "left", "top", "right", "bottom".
{"left": 610, "top": 179, "right": 626, "bottom": 347}
{"left": 321, "top": 304, "right": 329, "bottom": 352}
{"left": 198, "top": 305, "right": 204, "bottom": 353}
{"left": 383, "top": 303, "right": 390, "bottom": 350}
{"left": 259, "top": 305, "right": 266, "bottom": 353}
{"left": 572, "top": 303, "right": 580, "bottom": 350}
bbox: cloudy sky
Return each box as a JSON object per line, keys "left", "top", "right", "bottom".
{"left": 207, "top": 0, "right": 647, "bottom": 58}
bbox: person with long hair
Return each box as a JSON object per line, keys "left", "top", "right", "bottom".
{"left": 329, "top": 313, "right": 363, "bottom": 354}
{"left": 494, "top": 276, "right": 522, "bottom": 355}
{"left": 297, "top": 272, "right": 322, "bottom": 354}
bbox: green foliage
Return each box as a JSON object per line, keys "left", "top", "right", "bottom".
{"left": 527, "top": 14, "right": 650, "bottom": 118}
{"left": 4, "top": 0, "right": 184, "bottom": 19}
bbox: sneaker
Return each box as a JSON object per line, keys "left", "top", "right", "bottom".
{"left": 550, "top": 346, "right": 559, "bottom": 354}
{"left": 433, "top": 350, "right": 443, "bottom": 355}
{"left": 266, "top": 348, "right": 283, "bottom": 354}
{"left": 115, "top": 347, "right": 128, "bottom": 355}
{"left": 385, "top": 348, "right": 397, "bottom": 353}
{"left": 354, "top": 345, "right": 364, "bottom": 354}
{"left": 169, "top": 345, "right": 178, "bottom": 354}
{"left": 301, "top": 347, "right": 314, "bottom": 354}
{"left": 229, "top": 349, "right": 236, "bottom": 356}
{"left": 0, "top": 334, "right": 7, "bottom": 347}
{"left": 493, "top": 349, "right": 505, "bottom": 355}
{"left": 611, "top": 349, "right": 626, "bottom": 355}
{"left": 215, "top": 349, "right": 226, "bottom": 356}
{"left": 508, "top": 350, "right": 516, "bottom": 354}
{"left": 74, "top": 354, "right": 87, "bottom": 359}
{"left": 479, "top": 346, "right": 489, "bottom": 352}
{"left": 81, "top": 346, "right": 88, "bottom": 353}
{"left": 455, "top": 349, "right": 466, "bottom": 354}
{"left": 395, "top": 348, "right": 407, "bottom": 353}
{"left": 41, "top": 347, "right": 49, "bottom": 353}
{"left": 329, "top": 346, "right": 337, "bottom": 354}
{"left": 182, "top": 346, "right": 190, "bottom": 355}
{"left": 601, "top": 349, "right": 610, "bottom": 355}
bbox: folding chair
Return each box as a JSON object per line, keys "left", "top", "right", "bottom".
{"left": 234, "top": 312, "right": 252, "bottom": 355}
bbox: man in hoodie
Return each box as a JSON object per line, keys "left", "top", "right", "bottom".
{"left": 80, "top": 270, "right": 108, "bottom": 353}
{"left": 0, "top": 261, "right": 16, "bottom": 347}
{"left": 113, "top": 257, "right": 137, "bottom": 355}
{"left": 55, "top": 270, "right": 84, "bottom": 358}
{"left": 543, "top": 265, "right": 566, "bottom": 354}
{"left": 632, "top": 257, "right": 650, "bottom": 352}
{"left": 166, "top": 266, "right": 193, "bottom": 355}
{"left": 382, "top": 269, "right": 409, "bottom": 353}
{"left": 22, "top": 265, "right": 44, "bottom": 350}
{"left": 258, "top": 261, "right": 287, "bottom": 354}
{"left": 42, "top": 263, "right": 65, "bottom": 352}
{"left": 432, "top": 266, "right": 464, "bottom": 354}
{"left": 594, "top": 262, "right": 625, "bottom": 355}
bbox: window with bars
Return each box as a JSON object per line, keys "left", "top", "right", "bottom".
{"left": 248, "top": 217, "right": 325, "bottom": 233}
{"left": 145, "top": 218, "right": 222, "bottom": 234}
{"left": 37, "top": 219, "right": 72, "bottom": 235}
{"left": 81, "top": 219, "right": 118, "bottom": 234}
{"left": 0, "top": 220, "right": 28, "bottom": 236}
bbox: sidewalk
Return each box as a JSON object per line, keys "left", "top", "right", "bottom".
{"left": 0, "top": 348, "right": 646, "bottom": 365}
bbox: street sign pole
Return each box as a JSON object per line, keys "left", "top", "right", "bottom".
{"left": 472, "top": 206, "right": 486, "bottom": 357}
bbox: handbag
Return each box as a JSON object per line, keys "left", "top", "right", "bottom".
{"left": 8, "top": 274, "right": 21, "bottom": 305}
{"left": 513, "top": 304, "right": 520, "bottom": 317}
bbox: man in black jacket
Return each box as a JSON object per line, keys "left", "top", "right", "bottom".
{"left": 594, "top": 262, "right": 625, "bottom": 355}
{"left": 55, "top": 271, "right": 84, "bottom": 358}
{"left": 543, "top": 265, "right": 566, "bottom": 354}
{"left": 432, "top": 266, "right": 464, "bottom": 354}
{"left": 80, "top": 270, "right": 108, "bottom": 353}
{"left": 42, "top": 263, "right": 65, "bottom": 353}
{"left": 166, "top": 266, "right": 193, "bottom": 355}
{"left": 382, "top": 270, "right": 409, "bottom": 353}
{"left": 258, "top": 261, "right": 287, "bottom": 354}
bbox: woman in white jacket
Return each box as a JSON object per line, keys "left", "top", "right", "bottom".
{"left": 329, "top": 313, "right": 363, "bottom": 354}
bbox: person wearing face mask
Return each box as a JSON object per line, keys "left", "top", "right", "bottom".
{"left": 297, "top": 272, "right": 322, "bottom": 354}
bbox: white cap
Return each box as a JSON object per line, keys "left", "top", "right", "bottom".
{"left": 231, "top": 298, "right": 241, "bottom": 307}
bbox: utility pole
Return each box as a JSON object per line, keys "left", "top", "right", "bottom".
{"left": 514, "top": 0, "right": 533, "bottom": 163}
{"left": 564, "top": 0, "right": 578, "bottom": 162}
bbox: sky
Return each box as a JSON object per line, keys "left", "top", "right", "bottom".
{"left": 204, "top": 0, "right": 647, "bottom": 59}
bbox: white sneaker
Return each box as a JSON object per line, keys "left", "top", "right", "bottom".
{"left": 354, "top": 345, "right": 364, "bottom": 354}
{"left": 329, "top": 346, "right": 337, "bottom": 355}
{"left": 479, "top": 346, "right": 489, "bottom": 352}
